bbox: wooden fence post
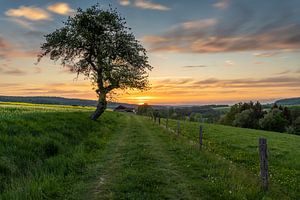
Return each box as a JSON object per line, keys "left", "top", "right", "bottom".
{"left": 259, "top": 138, "right": 268, "bottom": 190}
{"left": 177, "top": 120, "right": 180, "bottom": 136}
{"left": 199, "top": 125, "right": 203, "bottom": 150}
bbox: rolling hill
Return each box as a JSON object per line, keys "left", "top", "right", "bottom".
{"left": 0, "top": 95, "right": 136, "bottom": 109}
{"left": 275, "top": 97, "right": 300, "bottom": 105}
{"left": 0, "top": 102, "right": 299, "bottom": 199}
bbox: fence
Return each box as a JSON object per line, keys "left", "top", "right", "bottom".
{"left": 150, "top": 115, "right": 269, "bottom": 191}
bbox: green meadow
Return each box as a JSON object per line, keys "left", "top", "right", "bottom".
{"left": 0, "top": 102, "right": 299, "bottom": 199}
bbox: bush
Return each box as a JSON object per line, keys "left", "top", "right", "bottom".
{"left": 233, "top": 109, "right": 259, "bottom": 129}
{"left": 285, "top": 125, "right": 296, "bottom": 135}
{"left": 259, "top": 109, "right": 289, "bottom": 132}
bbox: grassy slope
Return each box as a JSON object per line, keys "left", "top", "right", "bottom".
{"left": 162, "top": 117, "right": 300, "bottom": 199}
{"left": 0, "top": 103, "right": 123, "bottom": 199}
{"left": 0, "top": 103, "right": 299, "bottom": 199}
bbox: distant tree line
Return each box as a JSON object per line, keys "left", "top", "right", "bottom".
{"left": 136, "top": 103, "right": 227, "bottom": 123}
{"left": 219, "top": 101, "right": 300, "bottom": 135}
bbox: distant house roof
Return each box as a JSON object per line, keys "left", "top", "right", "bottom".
{"left": 114, "top": 105, "right": 135, "bottom": 112}
{"left": 114, "top": 105, "right": 127, "bottom": 110}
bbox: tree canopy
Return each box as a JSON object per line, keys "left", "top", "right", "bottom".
{"left": 38, "top": 4, "right": 152, "bottom": 120}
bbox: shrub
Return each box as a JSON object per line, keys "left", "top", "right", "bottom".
{"left": 285, "top": 125, "right": 296, "bottom": 135}
{"left": 233, "top": 109, "right": 259, "bottom": 129}
{"left": 259, "top": 109, "right": 289, "bottom": 132}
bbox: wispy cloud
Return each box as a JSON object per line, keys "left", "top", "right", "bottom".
{"left": 0, "top": 36, "right": 38, "bottom": 59}
{"left": 0, "top": 68, "right": 27, "bottom": 75}
{"left": 5, "top": 6, "right": 51, "bottom": 21}
{"left": 275, "top": 70, "right": 291, "bottom": 75}
{"left": 213, "top": 0, "right": 230, "bottom": 10}
{"left": 145, "top": 24, "right": 300, "bottom": 53}
{"left": 118, "top": 0, "right": 170, "bottom": 11}
{"left": 253, "top": 52, "right": 280, "bottom": 57}
{"left": 7, "top": 17, "right": 36, "bottom": 30}
{"left": 119, "top": 0, "right": 130, "bottom": 6}
{"left": 47, "top": 3, "right": 74, "bottom": 15}
{"left": 152, "top": 75, "right": 300, "bottom": 90}
{"left": 121, "top": 75, "right": 300, "bottom": 104}
{"left": 134, "top": 0, "right": 170, "bottom": 11}
{"left": 193, "top": 76, "right": 300, "bottom": 89}
{"left": 144, "top": 1, "right": 300, "bottom": 53}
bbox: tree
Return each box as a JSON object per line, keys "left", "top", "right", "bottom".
{"left": 219, "top": 103, "right": 242, "bottom": 125}
{"left": 294, "top": 116, "right": 300, "bottom": 135}
{"left": 137, "top": 103, "right": 153, "bottom": 116}
{"left": 38, "top": 4, "right": 152, "bottom": 120}
{"left": 233, "top": 109, "right": 259, "bottom": 129}
{"left": 259, "top": 109, "right": 289, "bottom": 132}
{"left": 190, "top": 113, "right": 203, "bottom": 122}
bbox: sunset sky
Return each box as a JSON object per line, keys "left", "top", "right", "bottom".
{"left": 0, "top": 0, "right": 299, "bottom": 105}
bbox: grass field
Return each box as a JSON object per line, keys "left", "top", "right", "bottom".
{"left": 162, "top": 117, "right": 300, "bottom": 199}
{"left": 0, "top": 102, "right": 299, "bottom": 199}
{"left": 0, "top": 103, "right": 123, "bottom": 199}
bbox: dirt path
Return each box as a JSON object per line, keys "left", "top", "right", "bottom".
{"left": 89, "top": 115, "right": 194, "bottom": 199}
{"left": 88, "top": 114, "right": 265, "bottom": 200}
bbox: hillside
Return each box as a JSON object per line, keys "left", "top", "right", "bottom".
{"left": 0, "top": 102, "right": 299, "bottom": 199}
{"left": 0, "top": 95, "right": 136, "bottom": 109}
{"left": 275, "top": 97, "right": 300, "bottom": 105}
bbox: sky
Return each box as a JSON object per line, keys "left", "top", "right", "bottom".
{"left": 0, "top": 0, "right": 299, "bottom": 105}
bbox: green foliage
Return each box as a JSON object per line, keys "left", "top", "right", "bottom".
{"left": 233, "top": 109, "right": 259, "bottom": 129}
{"left": 294, "top": 116, "right": 300, "bottom": 135}
{"left": 219, "top": 103, "right": 241, "bottom": 125}
{"left": 259, "top": 108, "right": 289, "bottom": 132}
{"left": 39, "top": 4, "right": 152, "bottom": 93}
{"left": 220, "top": 101, "right": 298, "bottom": 134}
{"left": 38, "top": 4, "right": 152, "bottom": 119}
{"left": 189, "top": 112, "right": 202, "bottom": 122}
{"left": 142, "top": 105, "right": 222, "bottom": 122}
{"left": 136, "top": 103, "right": 153, "bottom": 116}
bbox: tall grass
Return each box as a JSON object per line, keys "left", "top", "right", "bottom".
{"left": 161, "top": 117, "right": 300, "bottom": 199}
{"left": 0, "top": 104, "right": 123, "bottom": 199}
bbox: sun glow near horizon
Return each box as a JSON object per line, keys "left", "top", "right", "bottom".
{"left": 0, "top": 0, "right": 299, "bottom": 105}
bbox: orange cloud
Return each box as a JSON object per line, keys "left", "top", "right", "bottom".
{"left": 119, "top": 0, "right": 170, "bottom": 11}
{"left": 5, "top": 6, "right": 51, "bottom": 21}
{"left": 47, "top": 3, "right": 74, "bottom": 15}
{"left": 1, "top": 74, "right": 299, "bottom": 105}
{"left": 134, "top": 0, "right": 170, "bottom": 11}
{"left": 114, "top": 75, "right": 300, "bottom": 104}
{"left": 119, "top": 0, "right": 130, "bottom": 6}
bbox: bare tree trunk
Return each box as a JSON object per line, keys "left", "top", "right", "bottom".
{"left": 90, "top": 93, "right": 107, "bottom": 121}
